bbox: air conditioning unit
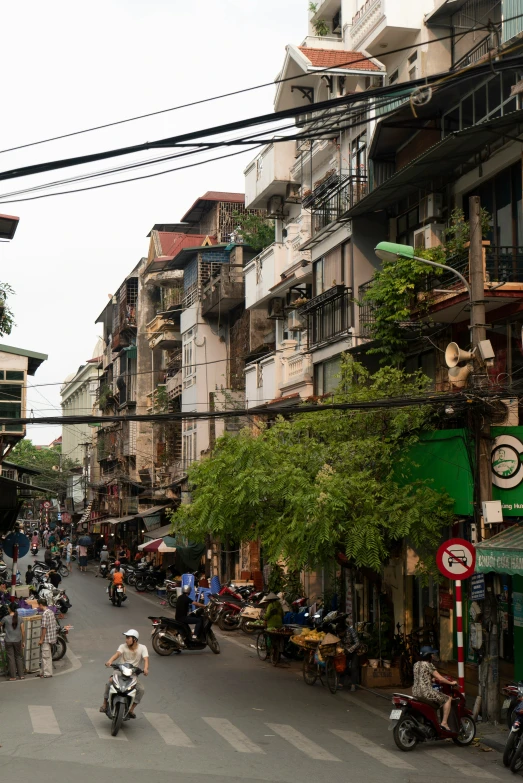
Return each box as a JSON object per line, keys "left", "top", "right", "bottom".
{"left": 267, "top": 195, "right": 285, "bottom": 218}
{"left": 287, "top": 310, "right": 306, "bottom": 331}
{"left": 286, "top": 182, "right": 302, "bottom": 203}
{"left": 413, "top": 223, "right": 445, "bottom": 249}
{"left": 419, "top": 193, "right": 443, "bottom": 222}
{"left": 268, "top": 298, "right": 284, "bottom": 319}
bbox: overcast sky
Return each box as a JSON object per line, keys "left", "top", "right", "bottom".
{"left": 0, "top": 0, "right": 306, "bottom": 448}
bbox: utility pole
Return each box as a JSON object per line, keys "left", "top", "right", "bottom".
{"left": 469, "top": 194, "right": 498, "bottom": 723}
{"left": 79, "top": 442, "right": 91, "bottom": 509}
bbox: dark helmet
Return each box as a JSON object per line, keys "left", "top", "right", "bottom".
{"left": 420, "top": 645, "right": 438, "bottom": 660}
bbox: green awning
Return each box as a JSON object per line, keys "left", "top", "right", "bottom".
{"left": 124, "top": 346, "right": 137, "bottom": 359}
{"left": 476, "top": 525, "right": 523, "bottom": 575}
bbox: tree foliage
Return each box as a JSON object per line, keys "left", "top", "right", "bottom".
{"left": 232, "top": 211, "right": 275, "bottom": 253}
{"left": 0, "top": 281, "right": 16, "bottom": 337}
{"left": 9, "top": 440, "right": 79, "bottom": 496}
{"left": 361, "top": 208, "right": 491, "bottom": 364}
{"left": 170, "top": 360, "right": 453, "bottom": 574}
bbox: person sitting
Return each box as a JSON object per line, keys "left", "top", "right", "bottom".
{"left": 412, "top": 646, "right": 458, "bottom": 731}
{"left": 25, "top": 565, "right": 34, "bottom": 586}
{"left": 99, "top": 545, "right": 110, "bottom": 564}
{"left": 109, "top": 562, "right": 126, "bottom": 600}
{"left": 47, "top": 569, "right": 62, "bottom": 589}
{"left": 175, "top": 585, "right": 205, "bottom": 638}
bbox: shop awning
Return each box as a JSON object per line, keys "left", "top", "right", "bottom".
{"left": 476, "top": 525, "right": 523, "bottom": 575}
{"left": 137, "top": 505, "right": 172, "bottom": 532}
{"left": 105, "top": 514, "right": 137, "bottom": 527}
{"left": 143, "top": 523, "right": 172, "bottom": 541}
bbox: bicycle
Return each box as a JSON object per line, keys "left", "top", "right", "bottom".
{"left": 256, "top": 627, "right": 293, "bottom": 666}
{"left": 302, "top": 643, "right": 338, "bottom": 694}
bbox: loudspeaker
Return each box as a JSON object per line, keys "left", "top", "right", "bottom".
{"left": 448, "top": 364, "right": 473, "bottom": 388}
{"left": 445, "top": 342, "right": 475, "bottom": 368}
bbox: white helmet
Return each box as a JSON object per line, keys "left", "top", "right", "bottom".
{"left": 102, "top": 545, "right": 107, "bottom": 550}
{"left": 123, "top": 629, "right": 139, "bottom": 640}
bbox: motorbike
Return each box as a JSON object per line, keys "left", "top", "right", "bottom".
{"left": 99, "top": 562, "right": 109, "bottom": 579}
{"left": 52, "top": 620, "right": 72, "bottom": 661}
{"left": 103, "top": 662, "right": 143, "bottom": 736}
{"left": 504, "top": 681, "right": 523, "bottom": 729}
{"left": 134, "top": 565, "right": 166, "bottom": 593}
{"left": 149, "top": 606, "right": 220, "bottom": 655}
{"left": 107, "top": 582, "right": 127, "bottom": 607}
{"left": 238, "top": 604, "right": 264, "bottom": 634}
{"left": 32, "top": 574, "right": 72, "bottom": 614}
{"left": 33, "top": 557, "right": 69, "bottom": 579}
{"left": 389, "top": 678, "right": 476, "bottom": 751}
{"left": 31, "top": 545, "right": 39, "bottom": 557}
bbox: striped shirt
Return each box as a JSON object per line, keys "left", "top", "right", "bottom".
{"left": 41, "top": 608, "right": 58, "bottom": 644}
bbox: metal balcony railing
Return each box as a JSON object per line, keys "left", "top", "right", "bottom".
{"left": 358, "top": 279, "right": 377, "bottom": 337}
{"left": 485, "top": 246, "right": 523, "bottom": 283}
{"left": 452, "top": 32, "right": 498, "bottom": 70}
{"left": 299, "top": 288, "right": 353, "bottom": 350}
{"left": 309, "top": 173, "right": 368, "bottom": 236}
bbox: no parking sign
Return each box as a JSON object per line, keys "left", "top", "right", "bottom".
{"left": 436, "top": 538, "right": 476, "bottom": 581}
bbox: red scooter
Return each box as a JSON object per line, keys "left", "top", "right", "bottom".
{"left": 389, "top": 677, "right": 476, "bottom": 751}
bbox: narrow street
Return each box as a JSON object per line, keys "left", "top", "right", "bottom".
{"left": 0, "top": 557, "right": 505, "bottom": 783}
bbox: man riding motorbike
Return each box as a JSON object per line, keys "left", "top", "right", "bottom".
{"left": 175, "top": 585, "right": 206, "bottom": 638}
{"left": 412, "top": 646, "right": 458, "bottom": 731}
{"left": 108, "top": 562, "right": 126, "bottom": 601}
{"left": 100, "top": 629, "right": 149, "bottom": 719}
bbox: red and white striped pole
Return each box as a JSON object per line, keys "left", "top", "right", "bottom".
{"left": 10, "top": 543, "right": 18, "bottom": 602}
{"left": 455, "top": 579, "right": 465, "bottom": 694}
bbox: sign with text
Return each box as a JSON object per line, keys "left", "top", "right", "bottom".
{"left": 470, "top": 573, "right": 485, "bottom": 601}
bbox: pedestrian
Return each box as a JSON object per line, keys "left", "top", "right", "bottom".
{"left": 1, "top": 602, "right": 25, "bottom": 680}
{"left": 47, "top": 569, "right": 62, "bottom": 589}
{"left": 0, "top": 581, "right": 9, "bottom": 604}
{"left": 65, "top": 539, "right": 73, "bottom": 573}
{"left": 37, "top": 598, "right": 57, "bottom": 678}
{"left": 260, "top": 593, "right": 283, "bottom": 629}
{"left": 78, "top": 543, "right": 88, "bottom": 573}
{"left": 25, "top": 565, "right": 34, "bottom": 586}
{"left": 340, "top": 619, "right": 361, "bottom": 691}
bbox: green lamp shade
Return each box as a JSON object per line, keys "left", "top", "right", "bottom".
{"left": 375, "top": 242, "right": 415, "bottom": 262}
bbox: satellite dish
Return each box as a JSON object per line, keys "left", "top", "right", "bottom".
{"left": 445, "top": 342, "right": 475, "bottom": 368}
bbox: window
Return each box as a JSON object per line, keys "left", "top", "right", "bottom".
{"left": 182, "top": 329, "right": 196, "bottom": 388}
{"left": 389, "top": 69, "right": 398, "bottom": 85}
{"left": 409, "top": 66, "right": 417, "bottom": 81}
{"left": 0, "top": 369, "right": 24, "bottom": 433}
{"left": 182, "top": 418, "right": 197, "bottom": 467}
{"left": 314, "top": 355, "right": 342, "bottom": 395}
{"left": 408, "top": 51, "right": 417, "bottom": 65}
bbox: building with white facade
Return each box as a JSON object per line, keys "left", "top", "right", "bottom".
{"left": 60, "top": 342, "right": 102, "bottom": 465}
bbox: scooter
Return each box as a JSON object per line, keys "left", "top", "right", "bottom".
{"left": 503, "top": 694, "right": 523, "bottom": 769}
{"left": 99, "top": 562, "right": 109, "bottom": 579}
{"left": 149, "top": 606, "right": 220, "bottom": 655}
{"left": 503, "top": 681, "right": 523, "bottom": 729}
{"left": 389, "top": 678, "right": 476, "bottom": 751}
{"left": 103, "top": 663, "right": 143, "bottom": 736}
{"left": 31, "top": 544, "right": 39, "bottom": 557}
{"left": 107, "top": 583, "right": 127, "bottom": 607}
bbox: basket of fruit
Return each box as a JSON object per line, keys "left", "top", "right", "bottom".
{"left": 290, "top": 629, "right": 325, "bottom": 649}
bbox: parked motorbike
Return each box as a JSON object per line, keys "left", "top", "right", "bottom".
{"left": 504, "top": 681, "right": 523, "bottom": 729}
{"left": 32, "top": 574, "right": 71, "bottom": 614}
{"left": 103, "top": 662, "right": 143, "bottom": 736}
{"left": 33, "top": 557, "right": 69, "bottom": 579}
{"left": 149, "top": 606, "right": 220, "bottom": 655}
{"left": 389, "top": 679, "right": 476, "bottom": 751}
{"left": 503, "top": 693, "right": 523, "bottom": 769}
{"left": 51, "top": 620, "right": 72, "bottom": 661}
{"left": 134, "top": 565, "right": 165, "bottom": 593}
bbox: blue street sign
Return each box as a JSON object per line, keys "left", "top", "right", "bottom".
{"left": 2, "top": 532, "right": 30, "bottom": 559}
{"left": 470, "top": 573, "right": 485, "bottom": 601}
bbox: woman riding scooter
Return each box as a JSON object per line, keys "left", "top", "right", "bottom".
{"left": 109, "top": 562, "right": 126, "bottom": 601}
{"left": 412, "top": 646, "right": 458, "bottom": 731}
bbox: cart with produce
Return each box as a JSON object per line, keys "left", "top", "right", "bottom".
{"left": 291, "top": 630, "right": 340, "bottom": 694}
{"left": 255, "top": 625, "right": 294, "bottom": 666}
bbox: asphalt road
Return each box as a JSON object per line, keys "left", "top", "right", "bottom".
{"left": 0, "top": 555, "right": 508, "bottom": 782}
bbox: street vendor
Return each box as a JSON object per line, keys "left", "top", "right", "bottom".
{"left": 261, "top": 593, "right": 283, "bottom": 629}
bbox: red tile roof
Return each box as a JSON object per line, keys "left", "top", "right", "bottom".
{"left": 298, "top": 47, "right": 381, "bottom": 72}
{"left": 154, "top": 232, "right": 217, "bottom": 262}
{"left": 181, "top": 191, "right": 245, "bottom": 223}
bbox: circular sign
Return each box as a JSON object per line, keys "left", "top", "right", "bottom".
{"left": 42, "top": 501, "right": 52, "bottom": 509}
{"left": 492, "top": 435, "right": 523, "bottom": 489}
{"left": 2, "top": 532, "right": 30, "bottom": 560}
{"left": 437, "top": 538, "right": 476, "bottom": 580}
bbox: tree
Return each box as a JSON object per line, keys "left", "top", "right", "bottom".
{"left": 170, "top": 359, "right": 454, "bottom": 574}
{"left": 9, "top": 439, "right": 79, "bottom": 497}
{"left": 232, "top": 211, "right": 275, "bottom": 253}
{"left": 0, "top": 281, "right": 16, "bottom": 337}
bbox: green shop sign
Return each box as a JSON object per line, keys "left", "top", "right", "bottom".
{"left": 491, "top": 427, "right": 523, "bottom": 516}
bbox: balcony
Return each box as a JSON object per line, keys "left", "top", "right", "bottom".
{"left": 357, "top": 279, "right": 377, "bottom": 338}
{"left": 245, "top": 352, "right": 279, "bottom": 408}
{"left": 308, "top": 172, "right": 368, "bottom": 237}
{"left": 118, "top": 374, "right": 137, "bottom": 407}
{"left": 166, "top": 370, "right": 182, "bottom": 400}
{"left": 309, "top": 0, "right": 342, "bottom": 35}
{"left": 147, "top": 314, "right": 181, "bottom": 350}
{"left": 350, "top": 0, "right": 420, "bottom": 54}
{"left": 244, "top": 141, "right": 299, "bottom": 209}
{"left": 298, "top": 286, "right": 353, "bottom": 350}
{"left": 244, "top": 243, "right": 288, "bottom": 309}
{"left": 201, "top": 264, "right": 244, "bottom": 317}
{"left": 280, "top": 351, "right": 313, "bottom": 394}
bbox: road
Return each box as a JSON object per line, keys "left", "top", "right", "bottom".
{"left": 0, "top": 555, "right": 507, "bottom": 782}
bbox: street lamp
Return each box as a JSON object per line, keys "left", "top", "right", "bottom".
{"left": 374, "top": 241, "right": 471, "bottom": 298}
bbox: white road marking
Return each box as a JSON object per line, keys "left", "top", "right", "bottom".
{"left": 203, "top": 717, "right": 265, "bottom": 754}
{"left": 331, "top": 729, "right": 415, "bottom": 769}
{"left": 424, "top": 748, "right": 499, "bottom": 779}
{"left": 144, "top": 713, "right": 193, "bottom": 746}
{"left": 84, "top": 707, "right": 128, "bottom": 741}
{"left": 266, "top": 723, "right": 340, "bottom": 761}
{"left": 340, "top": 692, "right": 390, "bottom": 720}
{"left": 28, "top": 705, "right": 61, "bottom": 735}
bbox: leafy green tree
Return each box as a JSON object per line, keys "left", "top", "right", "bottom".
{"left": 9, "top": 439, "right": 79, "bottom": 497}
{"left": 232, "top": 211, "right": 275, "bottom": 253}
{"left": 0, "top": 282, "right": 16, "bottom": 336}
{"left": 170, "top": 359, "right": 453, "bottom": 574}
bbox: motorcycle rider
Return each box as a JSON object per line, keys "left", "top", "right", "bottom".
{"left": 108, "top": 561, "right": 126, "bottom": 600}
{"left": 412, "top": 646, "right": 458, "bottom": 731}
{"left": 100, "top": 629, "right": 149, "bottom": 719}
{"left": 175, "top": 585, "right": 206, "bottom": 638}
{"left": 99, "top": 545, "right": 110, "bottom": 564}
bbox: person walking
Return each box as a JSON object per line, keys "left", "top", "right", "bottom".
{"left": 65, "top": 539, "right": 73, "bottom": 573}
{"left": 78, "top": 543, "right": 88, "bottom": 573}
{"left": 37, "top": 598, "right": 57, "bottom": 678}
{"left": 1, "top": 602, "right": 25, "bottom": 680}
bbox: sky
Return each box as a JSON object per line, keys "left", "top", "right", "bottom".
{"left": 0, "top": 0, "right": 306, "bottom": 447}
